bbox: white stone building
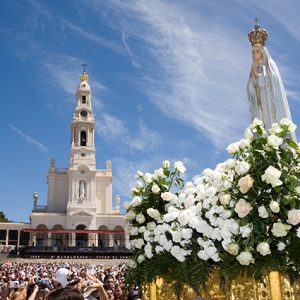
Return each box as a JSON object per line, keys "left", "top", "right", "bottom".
{"left": 0, "top": 70, "right": 126, "bottom": 250}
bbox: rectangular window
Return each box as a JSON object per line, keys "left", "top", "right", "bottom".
{"left": 82, "top": 96, "right": 86, "bottom": 104}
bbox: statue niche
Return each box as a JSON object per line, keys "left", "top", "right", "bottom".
{"left": 79, "top": 180, "right": 86, "bottom": 198}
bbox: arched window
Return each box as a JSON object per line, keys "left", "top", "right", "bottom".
{"left": 52, "top": 224, "right": 64, "bottom": 247}
{"left": 80, "top": 131, "right": 86, "bottom": 146}
{"left": 114, "top": 225, "right": 125, "bottom": 247}
{"left": 36, "top": 224, "right": 48, "bottom": 247}
{"left": 82, "top": 95, "right": 86, "bottom": 104}
{"left": 98, "top": 225, "right": 109, "bottom": 248}
{"left": 76, "top": 224, "right": 88, "bottom": 247}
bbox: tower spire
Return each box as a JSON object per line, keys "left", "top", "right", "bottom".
{"left": 80, "top": 63, "right": 89, "bottom": 81}
{"left": 81, "top": 63, "right": 87, "bottom": 73}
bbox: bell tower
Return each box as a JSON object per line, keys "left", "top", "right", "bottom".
{"left": 69, "top": 65, "right": 96, "bottom": 169}
{"left": 66, "top": 65, "right": 98, "bottom": 231}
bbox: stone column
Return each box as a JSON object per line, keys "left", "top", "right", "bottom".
{"left": 5, "top": 229, "right": 9, "bottom": 247}
{"left": 47, "top": 233, "right": 51, "bottom": 247}
{"left": 17, "top": 230, "right": 20, "bottom": 248}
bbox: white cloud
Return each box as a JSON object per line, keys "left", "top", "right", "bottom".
{"left": 96, "top": 113, "right": 128, "bottom": 140}
{"left": 126, "top": 119, "right": 161, "bottom": 151}
{"left": 94, "top": 0, "right": 251, "bottom": 148}
{"left": 43, "top": 55, "right": 82, "bottom": 96}
{"left": 10, "top": 125, "right": 49, "bottom": 152}
{"left": 96, "top": 114, "right": 161, "bottom": 151}
{"left": 60, "top": 19, "right": 123, "bottom": 53}
{"left": 121, "top": 32, "right": 142, "bottom": 68}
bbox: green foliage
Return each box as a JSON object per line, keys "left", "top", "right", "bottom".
{"left": 0, "top": 211, "right": 9, "bottom": 222}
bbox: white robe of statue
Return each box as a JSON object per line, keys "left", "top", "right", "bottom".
{"left": 247, "top": 44, "right": 294, "bottom": 138}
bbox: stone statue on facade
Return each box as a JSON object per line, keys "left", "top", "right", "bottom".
{"left": 247, "top": 20, "right": 294, "bottom": 137}
{"left": 33, "top": 192, "right": 38, "bottom": 208}
{"left": 106, "top": 160, "right": 111, "bottom": 170}
{"left": 115, "top": 195, "right": 120, "bottom": 208}
{"left": 79, "top": 181, "right": 86, "bottom": 198}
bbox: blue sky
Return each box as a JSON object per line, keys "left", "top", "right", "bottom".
{"left": 1, "top": 0, "right": 300, "bottom": 222}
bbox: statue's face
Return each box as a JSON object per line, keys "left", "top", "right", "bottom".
{"left": 252, "top": 46, "right": 263, "bottom": 62}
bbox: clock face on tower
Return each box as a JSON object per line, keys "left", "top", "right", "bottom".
{"left": 80, "top": 110, "right": 87, "bottom": 117}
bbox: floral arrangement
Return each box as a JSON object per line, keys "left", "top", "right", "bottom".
{"left": 125, "top": 118, "right": 300, "bottom": 295}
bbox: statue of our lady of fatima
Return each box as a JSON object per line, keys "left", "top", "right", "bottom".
{"left": 247, "top": 20, "right": 295, "bottom": 139}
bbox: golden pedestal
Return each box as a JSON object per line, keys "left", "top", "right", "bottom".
{"left": 142, "top": 272, "right": 300, "bottom": 300}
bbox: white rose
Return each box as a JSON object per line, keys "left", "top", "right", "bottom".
{"left": 138, "top": 226, "right": 146, "bottom": 233}
{"left": 127, "top": 259, "right": 137, "bottom": 269}
{"left": 174, "top": 161, "right": 186, "bottom": 174}
{"left": 151, "top": 184, "right": 160, "bottom": 194}
{"left": 287, "top": 209, "right": 300, "bottom": 226}
{"left": 226, "top": 142, "right": 240, "bottom": 154}
{"left": 227, "top": 243, "right": 239, "bottom": 256}
{"left": 136, "top": 213, "right": 145, "bottom": 224}
{"left": 219, "top": 193, "right": 231, "bottom": 206}
{"left": 258, "top": 206, "right": 268, "bottom": 218}
{"left": 137, "top": 254, "right": 145, "bottom": 263}
{"left": 256, "top": 242, "right": 271, "bottom": 256}
{"left": 123, "top": 201, "right": 131, "bottom": 210}
{"left": 171, "top": 230, "right": 182, "bottom": 243}
{"left": 130, "top": 227, "right": 139, "bottom": 236}
{"left": 161, "top": 192, "right": 174, "bottom": 201}
{"left": 280, "top": 118, "right": 297, "bottom": 132}
{"left": 238, "top": 175, "right": 254, "bottom": 194}
{"left": 125, "top": 210, "right": 136, "bottom": 221}
{"left": 271, "top": 222, "right": 291, "bottom": 237}
{"left": 131, "top": 238, "right": 144, "bottom": 249}
{"left": 269, "top": 200, "right": 280, "bottom": 213}
{"left": 136, "top": 181, "right": 143, "bottom": 188}
{"left": 267, "top": 135, "right": 283, "bottom": 150}
{"left": 236, "top": 251, "right": 254, "bottom": 265}
{"left": 234, "top": 199, "right": 252, "bottom": 218}
{"left": 131, "top": 187, "right": 139, "bottom": 194}
{"left": 162, "top": 160, "right": 170, "bottom": 169}
{"left": 144, "top": 243, "right": 153, "bottom": 258}
{"left": 135, "top": 170, "right": 144, "bottom": 178}
{"left": 143, "top": 173, "right": 153, "bottom": 183}
{"left": 224, "top": 159, "right": 236, "bottom": 170}
{"left": 277, "top": 242, "right": 286, "bottom": 251}
{"left": 250, "top": 118, "right": 263, "bottom": 128}
{"left": 261, "top": 166, "right": 282, "bottom": 187}
{"left": 238, "top": 139, "right": 250, "bottom": 150}
{"left": 244, "top": 128, "right": 253, "bottom": 140}
{"left": 235, "top": 161, "right": 251, "bottom": 176}
{"left": 154, "top": 168, "right": 165, "bottom": 178}
{"left": 147, "top": 208, "right": 161, "bottom": 220}
{"left": 240, "top": 224, "right": 252, "bottom": 238}
{"left": 147, "top": 222, "right": 157, "bottom": 231}
{"left": 131, "top": 196, "right": 142, "bottom": 207}
{"left": 296, "top": 186, "right": 300, "bottom": 195}
{"left": 269, "top": 123, "right": 282, "bottom": 135}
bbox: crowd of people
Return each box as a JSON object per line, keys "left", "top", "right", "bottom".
{"left": 0, "top": 261, "right": 141, "bottom": 300}
{"left": 0, "top": 247, "right": 14, "bottom": 254}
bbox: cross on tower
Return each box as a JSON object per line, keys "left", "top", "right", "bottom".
{"left": 81, "top": 63, "right": 87, "bottom": 73}
{"left": 254, "top": 17, "right": 260, "bottom": 29}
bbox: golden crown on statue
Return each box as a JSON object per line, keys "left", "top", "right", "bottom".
{"left": 248, "top": 18, "right": 268, "bottom": 46}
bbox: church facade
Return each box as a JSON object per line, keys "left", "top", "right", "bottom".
{"left": 0, "top": 70, "right": 126, "bottom": 250}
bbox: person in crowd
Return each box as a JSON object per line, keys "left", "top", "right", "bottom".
{"left": 0, "top": 261, "right": 141, "bottom": 300}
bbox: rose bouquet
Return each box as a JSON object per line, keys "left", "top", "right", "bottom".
{"left": 125, "top": 118, "right": 300, "bottom": 295}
